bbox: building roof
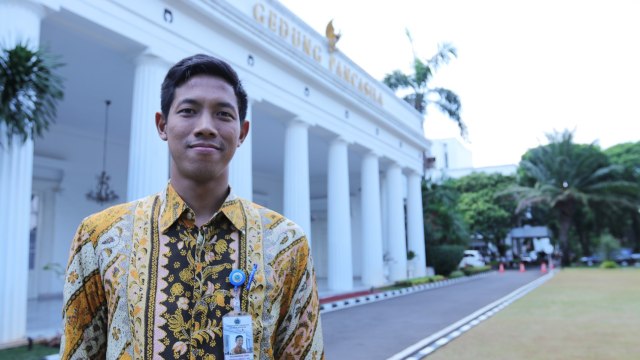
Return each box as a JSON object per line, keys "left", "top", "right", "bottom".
{"left": 509, "top": 226, "right": 550, "bottom": 239}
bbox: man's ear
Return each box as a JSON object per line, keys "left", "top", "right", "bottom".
{"left": 156, "top": 112, "right": 168, "bottom": 141}
{"left": 238, "top": 120, "right": 250, "bottom": 147}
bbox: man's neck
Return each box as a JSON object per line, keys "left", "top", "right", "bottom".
{"left": 171, "top": 176, "right": 229, "bottom": 227}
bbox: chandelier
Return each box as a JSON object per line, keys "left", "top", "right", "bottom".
{"left": 86, "top": 100, "right": 119, "bottom": 205}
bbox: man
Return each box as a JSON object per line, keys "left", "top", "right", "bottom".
{"left": 60, "top": 54, "right": 324, "bottom": 359}
{"left": 232, "top": 335, "right": 247, "bottom": 354}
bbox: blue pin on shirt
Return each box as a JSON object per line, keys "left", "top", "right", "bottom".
{"left": 246, "top": 264, "right": 258, "bottom": 292}
{"left": 229, "top": 269, "right": 246, "bottom": 313}
{"left": 229, "top": 269, "right": 246, "bottom": 288}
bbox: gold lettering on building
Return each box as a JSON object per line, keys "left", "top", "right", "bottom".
{"left": 279, "top": 19, "right": 289, "bottom": 38}
{"left": 302, "top": 36, "right": 312, "bottom": 56}
{"left": 312, "top": 45, "right": 322, "bottom": 62}
{"left": 252, "top": 2, "right": 382, "bottom": 106}
{"left": 268, "top": 10, "right": 277, "bottom": 32}
{"left": 253, "top": 3, "right": 265, "bottom": 24}
{"left": 291, "top": 28, "right": 301, "bottom": 48}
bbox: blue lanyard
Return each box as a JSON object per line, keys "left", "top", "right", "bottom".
{"left": 229, "top": 265, "right": 258, "bottom": 312}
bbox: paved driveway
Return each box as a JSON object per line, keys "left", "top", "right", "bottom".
{"left": 321, "top": 270, "right": 544, "bottom": 360}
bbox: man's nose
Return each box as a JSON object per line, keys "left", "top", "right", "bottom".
{"left": 194, "top": 113, "right": 218, "bottom": 136}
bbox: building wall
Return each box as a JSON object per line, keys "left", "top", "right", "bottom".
{"left": 4, "top": 0, "right": 428, "bottom": 303}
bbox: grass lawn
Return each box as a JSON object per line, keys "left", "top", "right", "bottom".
{"left": 0, "top": 345, "right": 58, "bottom": 360}
{"left": 429, "top": 268, "right": 640, "bottom": 360}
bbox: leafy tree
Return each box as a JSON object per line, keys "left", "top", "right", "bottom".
{"left": 604, "top": 142, "right": 640, "bottom": 174}
{"left": 503, "top": 131, "right": 640, "bottom": 266}
{"left": 450, "top": 173, "right": 518, "bottom": 254}
{"left": 0, "top": 43, "right": 64, "bottom": 143}
{"left": 383, "top": 31, "right": 466, "bottom": 138}
{"left": 604, "top": 142, "right": 640, "bottom": 251}
{"left": 422, "top": 178, "right": 468, "bottom": 275}
{"left": 422, "top": 179, "right": 469, "bottom": 246}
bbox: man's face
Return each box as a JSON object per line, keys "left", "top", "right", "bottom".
{"left": 156, "top": 75, "right": 249, "bottom": 185}
{"left": 236, "top": 337, "right": 243, "bottom": 347}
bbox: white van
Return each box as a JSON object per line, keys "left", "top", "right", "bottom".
{"left": 458, "top": 250, "right": 486, "bottom": 268}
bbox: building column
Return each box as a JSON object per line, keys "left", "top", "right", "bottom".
{"left": 283, "top": 119, "right": 311, "bottom": 242}
{"left": 361, "top": 152, "right": 385, "bottom": 287}
{"left": 229, "top": 100, "right": 253, "bottom": 200}
{"left": 327, "top": 138, "right": 353, "bottom": 291}
{"left": 127, "top": 54, "right": 170, "bottom": 201}
{"left": 407, "top": 171, "right": 427, "bottom": 277}
{"left": 386, "top": 164, "right": 407, "bottom": 281}
{"left": 0, "top": 0, "right": 44, "bottom": 345}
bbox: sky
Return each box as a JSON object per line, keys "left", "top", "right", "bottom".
{"left": 278, "top": 0, "right": 640, "bottom": 167}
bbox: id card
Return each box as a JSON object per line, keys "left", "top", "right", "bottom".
{"left": 222, "top": 313, "right": 253, "bottom": 359}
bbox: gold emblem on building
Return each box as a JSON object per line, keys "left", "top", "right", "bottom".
{"left": 325, "top": 20, "right": 341, "bottom": 53}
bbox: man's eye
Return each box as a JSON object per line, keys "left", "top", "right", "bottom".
{"left": 217, "top": 111, "right": 235, "bottom": 119}
{"left": 178, "top": 108, "right": 195, "bottom": 115}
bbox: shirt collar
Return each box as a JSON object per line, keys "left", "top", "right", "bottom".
{"left": 159, "top": 182, "right": 247, "bottom": 233}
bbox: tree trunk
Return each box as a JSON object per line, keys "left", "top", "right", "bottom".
{"left": 559, "top": 215, "right": 572, "bottom": 266}
{"left": 578, "top": 227, "right": 591, "bottom": 256}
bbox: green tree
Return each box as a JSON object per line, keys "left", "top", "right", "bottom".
{"left": 0, "top": 43, "right": 64, "bottom": 143}
{"left": 604, "top": 142, "right": 640, "bottom": 173}
{"left": 383, "top": 31, "right": 466, "bottom": 138}
{"left": 504, "top": 131, "right": 640, "bottom": 266}
{"left": 422, "top": 178, "right": 468, "bottom": 275}
{"left": 423, "top": 179, "right": 469, "bottom": 246}
{"left": 604, "top": 142, "right": 640, "bottom": 251}
{"left": 451, "top": 173, "right": 518, "bottom": 254}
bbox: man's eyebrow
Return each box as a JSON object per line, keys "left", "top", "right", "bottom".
{"left": 217, "top": 101, "right": 237, "bottom": 111}
{"left": 174, "top": 98, "right": 200, "bottom": 108}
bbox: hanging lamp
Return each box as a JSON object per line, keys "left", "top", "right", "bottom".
{"left": 86, "top": 100, "right": 119, "bottom": 205}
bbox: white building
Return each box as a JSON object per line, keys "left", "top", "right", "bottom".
{"left": 426, "top": 137, "right": 516, "bottom": 180}
{"left": 0, "top": 0, "right": 429, "bottom": 345}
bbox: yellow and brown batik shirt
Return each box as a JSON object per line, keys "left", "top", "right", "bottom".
{"left": 60, "top": 183, "right": 324, "bottom": 359}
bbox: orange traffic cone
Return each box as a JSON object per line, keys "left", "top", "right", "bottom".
{"left": 550, "top": 261, "right": 555, "bottom": 271}
{"left": 541, "top": 262, "right": 548, "bottom": 274}
{"left": 499, "top": 263, "right": 505, "bottom": 273}
{"left": 519, "top": 262, "right": 525, "bottom": 272}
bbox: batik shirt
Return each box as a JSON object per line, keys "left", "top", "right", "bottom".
{"left": 60, "top": 184, "right": 324, "bottom": 359}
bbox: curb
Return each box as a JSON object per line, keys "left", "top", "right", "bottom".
{"left": 320, "top": 271, "right": 494, "bottom": 314}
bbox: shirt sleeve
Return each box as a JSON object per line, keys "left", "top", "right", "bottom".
{"left": 274, "top": 235, "right": 325, "bottom": 360}
{"left": 59, "top": 221, "right": 108, "bottom": 360}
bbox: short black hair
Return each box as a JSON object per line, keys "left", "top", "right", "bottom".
{"left": 235, "top": 335, "right": 243, "bottom": 341}
{"left": 161, "top": 54, "right": 248, "bottom": 122}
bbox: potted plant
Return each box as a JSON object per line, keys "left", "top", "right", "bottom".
{"left": 0, "top": 42, "right": 64, "bottom": 144}
{"left": 407, "top": 250, "right": 417, "bottom": 278}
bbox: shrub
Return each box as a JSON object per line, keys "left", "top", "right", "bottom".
{"left": 393, "top": 275, "right": 446, "bottom": 287}
{"left": 600, "top": 260, "right": 619, "bottom": 269}
{"left": 427, "top": 245, "right": 465, "bottom": 276}
{"left": 449, "top": 270, "right": 465, "bottom": 279}
{"left": 599, "top": 233, "right": 621, "bottom": 261}
{"left": 462, "top": 265, "right": 492, "bottom": 276}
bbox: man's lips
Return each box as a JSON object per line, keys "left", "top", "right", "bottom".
{"left": 189, "top": 142, "right": 222, "bottom": 150}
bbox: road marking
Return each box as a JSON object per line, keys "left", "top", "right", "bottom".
{"left": 387, "top": 271, "right": 556, "bottom": 360}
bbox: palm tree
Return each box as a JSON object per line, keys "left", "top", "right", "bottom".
{"left": 383, "top": 31, "right": 466, "bottom": 139}
{"left": 0, "top": 43, "right": 64, "bottom": 144}
{"left": 504, "top": 131, "right": 640, "bottom": 266}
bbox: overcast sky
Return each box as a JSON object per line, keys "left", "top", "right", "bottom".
{"left": 278, "top": 0, "right": 640, "bottom": 167}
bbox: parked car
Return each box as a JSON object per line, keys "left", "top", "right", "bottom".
{"left": 613, "top": 248, "right": 634, "bottom": 266}
{"left": 458, "top": 250, "right": 486, "bottom": 268}
{"left": 579, "top": 254, "right": 602, "bottom": 266}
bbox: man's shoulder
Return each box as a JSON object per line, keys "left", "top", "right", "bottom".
{"left": 236, "top": 199, "right": 309, "bottom": 251}
{"left": 238, "top": 199, "right": 301, "bottom": 232}
{"left": 80, "top": 194, "right": 158, "bottom": 233}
